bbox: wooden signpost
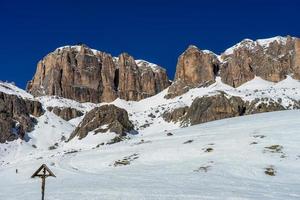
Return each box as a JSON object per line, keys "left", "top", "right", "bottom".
{"left": 31, "top": 164, "right": 56, "bottom": 200}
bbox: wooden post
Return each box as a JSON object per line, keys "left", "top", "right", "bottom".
{"left": 31, "top": 164, "right": 56, "bottom": 200}
{"left": 41, "top": 168, "right": 46, "bottom": 200}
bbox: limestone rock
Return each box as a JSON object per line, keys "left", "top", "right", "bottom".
{"left": 293, "top": 38, "right": 300, "bottom": 79}
{"left": 183, "top": 93, "right": 246, "bottom": 125}
{"left": 245, "top": 99, "right": 285, "bottom": 114}
{"left": 69, "top": 104, "right": 135, "bottom": 140}
{"left": 47, "top": 107, "right": 83, "bottom": 121}
{"left": 0, "top": 92, "right": 44, "bottom": 143}
{"left": 166, "top": 46, "right": 219, "bottom": 98}
{"left": 163, "top": 93, "right": 287, "bottom": 127}
{"left": 221, "top": 36, "right": 300, "bottom": 87}
{"left": 162, "top": 106, "right": 189, "bottom": 124}
{"left": 27, "top": 45, "right": 170, "bottom": 103}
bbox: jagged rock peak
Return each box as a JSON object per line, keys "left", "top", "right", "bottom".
{"left": 166, "top": 35, "right": 300, "bottom": 98}
{"left": 222, "top": 35, "right": 294, "bottom": 56}
{"left": 220, "top": 35, "right": 299, "bottom": 87}
{"left": 27, "top": 44, "right": 170, "bottom": 103}
{"left": 165, "top": 44, "right": 219, "bottom": 98}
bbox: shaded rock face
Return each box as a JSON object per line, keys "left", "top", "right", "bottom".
{"left": 118, "top": 55, "right": 170, "bottom": 101}
{"left": 69, "top": 104, "right": 135, "bottom": 140}
{"left": 0, "top": 92, "right": 44, "bottom": 143}
{"left": 162, "top": 106, "right": 189, "bottom": 124}
{"left": 166, "top": 46, "right": 219, "bottom": 98}
{"left": 245, "top": 99, "right": 285, "bottom": 114}
{"left": 220, "top": 36, "right": 299, "bottom": 87}
{"left": 27, "top": 45, "right": 170, "bottom": 103}
{"left": 163, "top": 93, "right": 285, "bottom": 126}
{"left": 184, "top": 93, "right": 246, "bottom": 126}
{"left": 47, "top": 107, "right": 83, "bottom": 121}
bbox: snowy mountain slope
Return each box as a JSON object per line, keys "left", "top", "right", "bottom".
{"left": 223, "top": 36, "right": 292, "bottom": 56}
{"left": 1, "top": 70, "right": 300, "bottom": 199}
{"left": 1, "top": 110, "right": 300, "bottom": 200}
{"left": 0, "top": 81, "right": 33, "bottom": 99}
{"left": 1, "top": 74, "right": 300, "bottom": 147}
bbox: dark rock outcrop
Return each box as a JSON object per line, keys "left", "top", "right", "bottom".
{"left": 183, "top": 93, "right": 246, "bottom": 125}
{"left": 47, "top": 107, "right": 83, "bottom": 121}
{"left": 0, "top": 92, "right": 44, "bottom": 143}
{"left": 69, "top": 104, "right": 135, "bottom": 140}
{"left": 162, "top": 106, "right": 189, "bottom": 124}
{"left": 245, "top": 99, "right": 285, "bottom": 114}
{"left": 27, "top": 45, "right": 170, "bottom": 103}
{"left": 163, "top": 93, "right": 285, "bottom": 127}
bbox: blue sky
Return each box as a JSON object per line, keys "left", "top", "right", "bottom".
{"left": 0, "top": 0, "right": 299, "bottom": 88}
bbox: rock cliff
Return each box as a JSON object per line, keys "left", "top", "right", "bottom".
{"left": 27, "top": 45, "right": 170, "bottom": 103}
{"left": 167, "top": 36, "right": 300, "bottom": 98}
{"left": 220, "top": 36, "right": 298, "bottom": 87}
{"left": 166, "top": 46, "right": 219, "bottom": 98}
{"left": 0, "top": 92, "right": 44, "bottom": 143}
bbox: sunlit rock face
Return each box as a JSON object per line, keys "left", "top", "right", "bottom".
{"left": 27, "top": 44, "right": 170, "bottom": 103}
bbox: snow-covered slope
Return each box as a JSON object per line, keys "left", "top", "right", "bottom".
{"left": 1, "top": 110, "right": 300, "bottom": 200}
{"left": 1, "top": 73, "right": 300, "bottom": 199}
{"left": 0, "top": 81, "right": 33, "bottom": 99}
{"left": 223, "top": 36, "right": 292, "bottom": 56}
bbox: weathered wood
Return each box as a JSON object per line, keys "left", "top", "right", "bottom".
{"left": 31, "top": 164, "right": 56, "bottom": 178}
{"left": 31, "top": 164, "right": 56, "bottom": 200}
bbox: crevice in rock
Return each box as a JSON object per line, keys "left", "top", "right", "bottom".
{"left": 213, "top": 64, "right": 219, "bottom": 76}
{"left": 114, "top": 68, "right": 119, "bottom": 91}
{"left": 238, "top": 105, "right": 246, "bottom": 116}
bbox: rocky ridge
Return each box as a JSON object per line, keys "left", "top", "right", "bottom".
{"left": 0, "top": 92, "right": 44, "bottom": 143}
{"left": 167, "top": 36, "right": 300, "bottom": 98}
{"left": 27, "top": 45, "right": 170, "bottom": 103}
{"left": 2, "top": 35, "right": 300, "bottom": 144}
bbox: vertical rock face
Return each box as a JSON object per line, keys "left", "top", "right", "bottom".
{"left": 220, "top": 36, "right": 299, "bottom": 87}
{"left": 118, "top": 53, "right": 142, "bottom": 101}
{"left": 27, "top": 45, "right": 170, "bottom": 103}
{"left": 174, "top": 46, "right": 218, "bottom": 85}
{"left": 293, "top": 38, "right": 300, "bottom": 79}
{"left": 27, "top": 45, "right": 106, "bottom": 103}
{"left": 166, "top": 36, "right": 300, "bottom": 99}
{"left": 166, "top": 46, "right": 219, "bottom": 98}
{"left": 0, "top": 92, "right": 44, "bottom": 143}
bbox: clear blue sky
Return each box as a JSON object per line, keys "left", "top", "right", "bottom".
{"left": 0, "top": 0, "right": 299, "bottom": 88}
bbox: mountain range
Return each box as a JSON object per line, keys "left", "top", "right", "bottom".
{"left": 1, "top": 35, "right": 300, "bottom": 199}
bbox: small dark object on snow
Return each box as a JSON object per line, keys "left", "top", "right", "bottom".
{"left": 167, "top": 132, "right": 173, "bottom": 136}
{"left": 183, "top": 140, "right": 193, "bottom": 144}
{"left": 265, "top": 166, "right": 276, "bottom": 176}
{"left": 204, "top": 148, "right": 214, "bottom": 152}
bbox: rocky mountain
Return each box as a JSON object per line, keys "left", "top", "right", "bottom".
{"left": 167, "top": 36, "right": 300, "bottom": 97}
{"left": 0, "top": 83, "right": 44, "bottom": 143}
{"left": 1, "top": 36, "right": 300, "bottom": 200}
{"left": 166, "top": 46, "right": 219, "bottom": 98}
{"left": 27, "top": 45, "right": 170, "bottom": 103}
{"left": 0, "top": 35, "right": 299, "bottom": 145}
